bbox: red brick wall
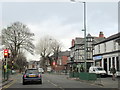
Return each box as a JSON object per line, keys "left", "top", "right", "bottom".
{"left": 62, "top": 56, "right": 68, "bottom": 65}
{"left": 54, "top": 65, "right": 65, "bottom": 71}
{"left": 53, "top": 56, "right": 68, "bottom": 71}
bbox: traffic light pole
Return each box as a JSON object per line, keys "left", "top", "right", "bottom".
{"left": 3, "top": 49, "right": 9, "bottom": 80}
{"left": 3, "top": 58, "right": 8, "bottom": 80}
{"left": 5, "top": 58, "right": 8, "bottom": 73}
{"left": 5, "top": 58, "right": 8, "bottom": 80}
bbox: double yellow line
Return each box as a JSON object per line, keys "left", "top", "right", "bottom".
{"left": 2, "top": 74, "right": 20, "bottom": 89}
{"left": 2, "top": 79, "right": 17, "bottom": 89}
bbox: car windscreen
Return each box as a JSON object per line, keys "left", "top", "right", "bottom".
{"left": 97, "top": 68, "right": 104, "bottom": 71}
{"left": 39, "top": 68, "right": 43, "bottom": 71}
{"left": 26, "top": 69, "right": 38, "bottom": 74}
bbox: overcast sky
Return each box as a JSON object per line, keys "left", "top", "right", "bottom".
{"left": 0, "top": 1, "right": 118, "bottom": 61}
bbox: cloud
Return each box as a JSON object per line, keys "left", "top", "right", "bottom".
{"left": 2, "top": 2, "right": 118, "bottom": 61}
{"left": 27, "top": 16, "right": 84, "bottom": 50}
{"left": 26, "top": 16, "right": 84, "bottom": 60}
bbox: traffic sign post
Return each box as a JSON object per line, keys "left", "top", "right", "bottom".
{"left": 3, "top": 49, "right": 9, "bottom": 81}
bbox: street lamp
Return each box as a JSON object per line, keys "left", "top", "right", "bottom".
{"left": 71, "top": 0, "right": 87, "bottom": 72}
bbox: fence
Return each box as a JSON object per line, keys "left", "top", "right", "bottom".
{"left": 69, "top": 72, "right": 79, "bottom": 78}
{"left": 79, "top": 72, "right": 97, "bottom": 81}
{"left": 69, "top": 72, "right": 97, "bottom": 81}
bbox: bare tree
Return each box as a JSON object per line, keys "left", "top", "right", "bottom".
{"left": 51, "top": 39, "right": 62, "bottom": 63}
{"left": 36, "top": 36, "right": 53, "bottom": 58}
{"left": 16, "top": 52, "right": 27, "bottom": 72}
{"left": 36, "top": 35, "right": 62, "bottom": 70}
{"left": 2, "top": 22, "right": 35, "bottom": 61}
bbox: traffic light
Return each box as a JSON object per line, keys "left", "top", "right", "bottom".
{"left": 53, "top": 62, "right": 56, "bottom": 66}
{"left": 4, "top": 49, "right": 8, "bottom": 58}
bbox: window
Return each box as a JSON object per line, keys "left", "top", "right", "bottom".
{"left": 116, "top": 57, "right": 119, "bottom": 71}
{"left": 87, "top": 47, "right": 92, "bottom": 51}
{"left": 87, "top": 42, "right": 92, "bottom": 47}
{"left": 114, "top": 41, "right": 116, "bottom": 50}
{"left": 112, "top": 57, "right": 115, "bottom": 65}
{"left": 87, "top": 38, "right": 90, "bottom": 42}
{"left": 26, "top": 69, "right": 38, "bottom": 74}
{"left": 87, "top": 52, "right": 92, "bottom": 59}
{"left": 97, "top": 68, "right": 104, "bottom": 70}
{"left": 109, "top": 58, "right": 111, "bottom": 71}
{"left": 98, "top": 45, "right": 100, "bottom": 53}
{"left": 104, "top": 43, "right": 106, "bottom": 52}
{"left": 87, "top": 38, "right": 93, "bottom": 42}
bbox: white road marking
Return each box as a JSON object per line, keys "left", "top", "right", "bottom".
{"left": 47, "top": 80, "right": 65, "bottom": 90}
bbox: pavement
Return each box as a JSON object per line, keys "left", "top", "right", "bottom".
{"left": 0, "top": 73, "right": 19, "bottom": 89}
{"left": 99, "top": 77, "right": 119, "bottom": 88}
{"left": 67, "top": 75, "right": 119, "bottom": 88}
{"left": 50, "top": 72, "right": 119, "bottom": 88}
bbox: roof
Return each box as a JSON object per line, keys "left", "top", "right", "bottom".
{"left": 75, "top": 38, "right": 84, "bottom": 44}
{"left": 51, "top": 51, "right": 70, "bottom": 58}
{"left": 93, "top": 37, "right": 106, "bottom": 44}
{"left": 87, "top": 33, "right": 92, "bottom": 38}
{"left": 58, "top": 51, "right": 70, "bottom": 57}
{"left": 69, "top": 37, "right": 84, "bottom": 49}
{"left": 95, "top": 32, "right": 120, "bottom": 45}
{"left": 70, "top": 33, "right": 105, "bottom": 49}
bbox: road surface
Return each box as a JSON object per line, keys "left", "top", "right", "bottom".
{"left": 3, "top": 73, "right": 102, "bottom": 89}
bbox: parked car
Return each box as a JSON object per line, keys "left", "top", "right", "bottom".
{"left": 38, "top": 68, "right": 44, "bottom": 74}
{"left": 89, "top": 66, "right": 107, "bottom": 76}
{"left": 22, "top": 69, "right": 42, "bottom": 85}
{"left": 11, "top": 70, "right": 16, "bottom": 74}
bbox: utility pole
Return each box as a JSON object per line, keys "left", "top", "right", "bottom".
{"left": 83, "top": 2, "right": 87, "bottom": 72}
{"left": 70, "top": 0, "right": 87, "bottom": 72}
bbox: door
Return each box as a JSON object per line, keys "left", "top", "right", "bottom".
{"left": 104, "top": 58, "right": 107, "bottom": 72}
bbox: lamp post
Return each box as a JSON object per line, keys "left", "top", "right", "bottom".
{"left": 83, "top": 2, "right": 87, "bottom": 72}
{"left": 71, "top": 0, "right": 87, "bottom": 72}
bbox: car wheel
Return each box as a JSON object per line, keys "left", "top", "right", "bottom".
{"left": 39, "top": 81, "right": 42, "bottom": 84}
{"left": 23, "top": 80, "right": 26, "bottom": 85}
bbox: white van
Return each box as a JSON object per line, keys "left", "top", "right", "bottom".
{"left": 89, "top": 66, "right": 106, "bottom": 76}
{"left": 38, "top": 68, "right": 44, "bottom": 74}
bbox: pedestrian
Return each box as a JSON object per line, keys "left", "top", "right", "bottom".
{"left": 110, "top": 65, "right": 116, "bottom": 81}
{"left": 80, "top": 65, "right": 84, "bottom": 72}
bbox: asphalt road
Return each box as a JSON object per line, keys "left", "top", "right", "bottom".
{"left": 3, "top": 73, "right": 102, "bottom": 89}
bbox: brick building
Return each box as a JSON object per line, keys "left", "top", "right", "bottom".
{"left": 52, "top": 51, "right": 70, "bottom": 72}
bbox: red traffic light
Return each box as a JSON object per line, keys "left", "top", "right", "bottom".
{"left": 4, "top": 49, "right": 9, "bottom": 58}
{"left": 53, "top": 62, "right": 56, "bottom": 65}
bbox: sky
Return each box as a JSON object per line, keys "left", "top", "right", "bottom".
{"left": 0, "top": 0, "right": 119, "bottom": 61}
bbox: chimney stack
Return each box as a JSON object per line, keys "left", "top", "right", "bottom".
{"left": 99, "top": 31, "right": 104, "bottom": 37}
{"left": 72, "top": 39, "right": 75, "bottom": 46}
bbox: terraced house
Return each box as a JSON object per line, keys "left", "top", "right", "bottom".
{"left": 93, "top": 32, "right": 120, "bottom": 76}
